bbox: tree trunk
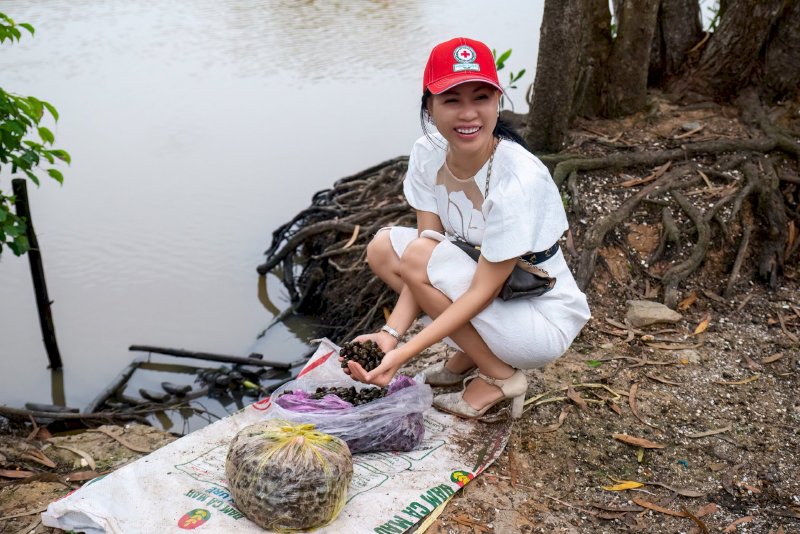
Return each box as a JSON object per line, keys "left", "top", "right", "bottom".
{"left": 761, "top": 0, "right": 800, "bottom": 102}
{"left": 605, "top": 0, "right": 661, "bottom": 116}
{"left": 688, "top": 0, "right": 787, "bottom": 100}
{"left": 649, "top": 0, "right": 703, "bottom": 85}
{"left": 526, "top": 0, "right": 584, "bottom": 152}
{"left": 573, "top": 0, "right": 613, "bottom": 118}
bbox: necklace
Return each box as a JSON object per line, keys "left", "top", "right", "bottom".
{"left": 444, "top": 137, "right": 498, "bottom": 182}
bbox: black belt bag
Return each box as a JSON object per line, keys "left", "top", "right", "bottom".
{"left": 451, "top": 239, "right": 557, "bottom": 300}
{"left": 448, "top": 139, "right": 557, "bottom": 301}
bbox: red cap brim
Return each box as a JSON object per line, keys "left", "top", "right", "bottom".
{"left": 427, "top": 74, "right": 503, "bottom": 95}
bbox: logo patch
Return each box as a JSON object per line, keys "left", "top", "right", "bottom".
{"left": 453, "top": 45, "right": 476, "bottom": 63}
{"left": 450, "top": 470, "right": 475, "bottom": 487}
{"left": 178, "top": 508, "right": 210, "bottom": 529}
{"left": 452, "top": 45, "right": 480, "bottom": 73}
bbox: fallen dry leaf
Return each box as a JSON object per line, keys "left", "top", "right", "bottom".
{"left": 687, "top": 425, "right": 732, "bottom": 439}
{"left": 723, "top": 516, "right": 754, "bottom": 532}
{"left": 714, "top": 374, "right": 761, "bottom": 386}
{"left": 632, "top": 497, "right": 687, "bottom": 517}
{"left": 645, "top": 373, "right": 682, "bottom": 386}
{"left": 567, "top": 385, "right": 589, "bottom": 412}
{"left": 620, "top": 161, "right": 672, "bottom": 187}
{"left": 646, "top": 481, "right": 706, "bottom": 497}
{"left": 708, "top": 463, "right": 728, "bottom": 472}
{"left": 48, "top": 442, "right": 97, "bottom": 471}
{"left": 602, "top": 480, "right": 644, "bottom": 491}
{"left": 88, "top": 428, "right": 151, "bottom": 454}
{"left": 678, "top": 291, "right": 698, "bottom": 310}
{"left": 646, "top": 342, "right": 702, "bottom": 350}
{"left": 382, "top": 306, "right": 391, "bottom": 322}
{"left": 591, "top": 503, "right": 644, "bottom": 513}
{"left": 742, "top": 354, "right": 762, "bottom": 371}
{"left": 740, "top": 483, "right": 761, "bottom": 494}
{"left": 64, "top": 470, "right": 99, "bottom": 482}
{"left": 607, "top": 401, "right": 622, "bottom": 415}
{"left": 629, "top": 383, "right": 659, "bottom": 428}
{"left": 612, "top": 433, "right": 666, "bottom": 449}
{"left": 694, "top": 503, "right": 719, "bottom": 517}
{"left": 694, "top": 313, "right": 711, "bottom": 335}
{"left": 681, "top": 506, "right": 709, "bottom": 533}
{"left": 777, "top": 313, "right": 799, "bottom": 343}
{"left": 675, "top": 125, "right": 705, "bottom": 139}
{"left": 762, "top": 352, "right": 785, "bottom": 364}
{"left": 530, "top": 406, "right": 571, "bottom": 433}
{"left": 0, "top": 469, "right": 35, "bottom": 479}
{"left": 701, "top": 289, "right": 727, "bottom": 304}
{"left": 20, "top": 449, "right": 56, "bottom": 469}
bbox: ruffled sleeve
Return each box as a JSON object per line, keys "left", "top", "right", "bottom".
{"left": 402, "top": 134, "right": 445, "bottom": 214}
{"left": 480, "top": 142, "right": 568, "bottom": 262}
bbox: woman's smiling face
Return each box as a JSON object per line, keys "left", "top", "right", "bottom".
{"left": 428, "top": 81, "right": 501, "bottom": 153}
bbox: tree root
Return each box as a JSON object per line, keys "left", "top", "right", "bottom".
{"left": 724, "top": 203, "right": 754, "bottom": 298}
{"left": 552, "top": 137, "right": 782, "bottom": 187}
{"left": 575, "top": 169, "right": 700, "bottom": 289}
{"left": 257, "top": 157, "right": 413, "bottom": 342}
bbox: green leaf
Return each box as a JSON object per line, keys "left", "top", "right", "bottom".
{"left": 496, "top": 49, "right": 512, "bottom": 66}
{"left": 38, "top": 126, "right": 54, "bottom": 144}
{"left": 8, "top": 234, "right": 30, "bottom": 256}
{"left": 6, "top": 120, "right": 25, "bottom": 136}
{"left": 42, "top": 100, "right": 59, "bottom": 121}
{"left": 0, "top": 207, "right": 7, "bottom": 223}
{"left": 47, "top": 168, "right": 64, "bottom": 184}
{"left": 19, "top": 22, "right": 34, "bottom": 36}
{"left": 5, "top": 223, "right": 20, "bottom": 237}
{"left": 510, "top": 68, "right": 526, "bottom": 83}
{"left": 50, "top": 149, "right": 71, "bottom": 164}
{"left": 586, "top": 359, "right": 603, "bottom": 368}
{"left": 24, "top": 169, "right": 40, "bottom": 186}
{"left": 26, "top": 96, "right": 44, "bottom": 121}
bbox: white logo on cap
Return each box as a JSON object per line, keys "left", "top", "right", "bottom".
{"left": 453, "top": 45, "right": 477, "bottom": 63}
{"left": 452, "top": 45, "right": 480, "bottom": 73}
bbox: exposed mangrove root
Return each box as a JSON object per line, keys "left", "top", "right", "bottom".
{"left": 575, "top": 168, "right": 700, "bottom": 289}
{"left": 551, "top": 137, "right": 780, "bottom": 187}
{"left": 725, "top": 203, "right": 754, "bottom": 298}
{"left": 258, "top": 157, "right": 414, "bottom": 342}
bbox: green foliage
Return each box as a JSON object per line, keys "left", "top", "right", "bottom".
{"left": 0, "top": 12, "right": 70, "bottom": 256}
{"left": 586, "top": 359, "right": 603, "bottom": 368}
{"left": 492, "top": 48, "right": 527, "bottom": 91}
{"left": 706, "top": 0, "right": 721, "bottom": 32}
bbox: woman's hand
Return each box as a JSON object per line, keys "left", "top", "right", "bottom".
{"left": 347, "top": 348, "right": 404, "bottom": 387}
{"left": 338, "top": 331, "right": 398, "bottom": 376}
{"left": 354, "top": 332, "right": 398, "bottom": 353}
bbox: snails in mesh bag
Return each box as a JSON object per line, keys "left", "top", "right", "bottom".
{"left": 225, "top": 419, "right": 352, "bottom": 531}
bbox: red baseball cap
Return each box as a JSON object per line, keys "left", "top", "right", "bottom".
{"left": 422, "top": 37, "right": 502, "bottom": 95}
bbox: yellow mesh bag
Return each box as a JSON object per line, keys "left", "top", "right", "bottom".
{"left": 225, "top": 419, "right": 352, "bottom": 531}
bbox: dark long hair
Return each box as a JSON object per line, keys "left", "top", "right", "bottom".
{"left": 419, "top": 89, "right": 530, "bottom": 151}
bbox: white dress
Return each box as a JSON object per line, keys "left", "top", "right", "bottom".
{"left": 386, "top": 134, "right": 591, "bottom": 369}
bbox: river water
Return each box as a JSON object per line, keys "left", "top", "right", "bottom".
{"left": 0, "top": 1, "right": 542, "bottom": 428}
